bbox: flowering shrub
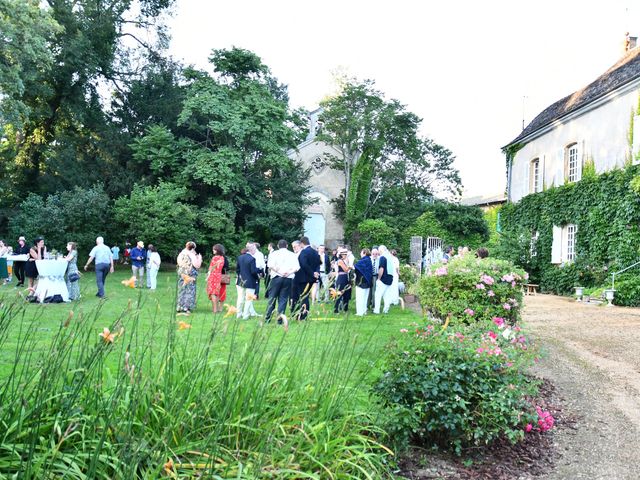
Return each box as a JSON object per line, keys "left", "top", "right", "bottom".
{"left": 373, "top": 320, "right": 540, "bottom": 454}
{"left": 418, "top": 255, "right": 527, "bottom": 325}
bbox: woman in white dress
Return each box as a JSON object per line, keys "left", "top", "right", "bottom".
{"left": 389, "top": 249, "right": 401, "bottom": 305}
{"left": 147, "top": 244, "right": 161, "bottom": 290}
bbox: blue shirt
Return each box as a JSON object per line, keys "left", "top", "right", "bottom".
{"left": 111, "top": 246, "right": 120, "bottom": 260}
{"left": 130, "top": 247, "right": 147, "bottom": 267}
{"left": 89, "top": 244, "right": 113, "bottom": 265}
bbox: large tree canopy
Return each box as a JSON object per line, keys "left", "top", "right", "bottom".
{"left": 130, "top": 48, "right": 313, "bottom": 248}
{"left": 318, "top": 78, "right": 461, "bottom": 245}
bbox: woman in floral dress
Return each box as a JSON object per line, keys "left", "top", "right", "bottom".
{"left": 64, "top": 242, "right": 80, "bottom": 300}
{"left": 206, "top": 244, "right": 228, "bottom": 313}
{"left": 176, "top": 241, "right": 202, "bottom": 315}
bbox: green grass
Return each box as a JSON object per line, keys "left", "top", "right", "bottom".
{"left": 0, "top": 267, "right": 421, "bottom": 478}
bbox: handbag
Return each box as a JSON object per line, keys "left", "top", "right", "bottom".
{"left": 220, "top": 273, "right": 231, "bottom": 285}
{"left": 68, "top": 272, "right": 81, "bottom": 282}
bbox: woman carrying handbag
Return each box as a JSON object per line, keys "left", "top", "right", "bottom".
{"left": 206, "top": 244, "right": 229, "bottom": 313}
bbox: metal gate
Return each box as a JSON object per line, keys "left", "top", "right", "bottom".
{"left": 423, "top": 237, "right": 443, "bottom": 273}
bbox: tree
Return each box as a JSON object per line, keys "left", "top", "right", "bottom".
{"left": 0, "top": 0, "right": 174, "bottom": 231}
{"left": 0, "top": 0, "right": 60, "bottom": 128}
{"left": 318, "top": 78, "right": 461, "bottom": 244}
{"left": 113, "top": 183, "right": 196, "bottom": 258}
{"left": 131, "top": 48, "right": 313, "bottom": 246}
{"left": 8, "top": 185, "right": 112, "bottom": 253}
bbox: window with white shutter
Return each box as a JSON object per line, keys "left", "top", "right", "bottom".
{"left": 551, "top": 226, "right": 562, "bottom": 264}
{"left": 633, "top": 115, "right": 640, "bottom": 164}
{"left": 566, "top": 144, "right": 579, "bottom": 182}
{"left": 530, "top": 158, "right": 540, "bottom": 193}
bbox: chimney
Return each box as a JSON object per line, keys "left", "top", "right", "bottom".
{"left": 624, "top": 32, "right": 638, "bottom": 52}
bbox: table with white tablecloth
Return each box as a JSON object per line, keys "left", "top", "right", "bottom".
{"left": 34, "top": 259, "right": 69, "bottom": 302}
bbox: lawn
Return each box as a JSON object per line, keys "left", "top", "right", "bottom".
{"left": 0, "top": 267, "right": 421, "bottom": 479}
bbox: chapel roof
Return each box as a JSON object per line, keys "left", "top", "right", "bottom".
{"left": 506, "top": 46, "right": 640, "bottom": 147}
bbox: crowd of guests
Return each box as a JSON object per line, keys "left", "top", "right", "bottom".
{"left": 0, "top": 234, "right": 408, "bottom": 322}
{"left": 172, "top": 237, "right": 404, "bottom": 325}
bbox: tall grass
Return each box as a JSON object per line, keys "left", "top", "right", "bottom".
{"left": 0, "top": 289, "right": 394, "bottom": 478}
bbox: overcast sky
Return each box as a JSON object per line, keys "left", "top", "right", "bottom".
{"left": 167, "top": 0, "right": 639, "bottom": 197}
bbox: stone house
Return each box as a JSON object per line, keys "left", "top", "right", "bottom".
{"left": 288, "top": 108, "right": 345, "bottom": 248}
{"left": 503, "top": 40, "right": 640, "bottom": 264}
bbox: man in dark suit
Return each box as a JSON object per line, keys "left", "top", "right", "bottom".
{"left": 291, "top": 236, "right": 321, "bottom": 321}
{"left": 236, "top": 244, "right": 259, "bottom": 320}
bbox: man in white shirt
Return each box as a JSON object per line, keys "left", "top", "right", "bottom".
{"left": 84, "top": 236, "right": 114, "bottom": 298}
{"left": 265, "top": 239, "right": 299, "bottom": 325}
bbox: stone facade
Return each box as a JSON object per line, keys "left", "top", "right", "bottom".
{"left": 288, "top": 109, "right": 345, "bottom": 249}
{"left": 506, "top": 47, "right": 640, "bottom": 203}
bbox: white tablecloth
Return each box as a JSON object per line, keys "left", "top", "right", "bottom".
{"left": 35, "top": 260, "right": 69, "bottom": 302}
{"left": 6, "top": 254, "right": 29, "bottom": 262}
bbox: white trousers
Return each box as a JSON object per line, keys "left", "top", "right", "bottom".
{"left": 148, "top": 267, "right": 159, "bottom": 290}
{"left": 374, "top": 280, "right": 393, "bottom": 314}
{"left": 236, "top": 286, "right": 256, "bottom": 320}
{"left": 355, "top": 287, "right": 370, "bottom": 316}
{"left": 390, "top": 275, "right": 400, "bottom": 305}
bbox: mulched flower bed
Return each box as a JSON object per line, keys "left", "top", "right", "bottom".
{"left": 396, "top": 378, "right": 576, "bottom": 479}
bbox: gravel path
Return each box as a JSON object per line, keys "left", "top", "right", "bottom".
{"left": 524, "top": 294, "right": 640, "bottom": 480}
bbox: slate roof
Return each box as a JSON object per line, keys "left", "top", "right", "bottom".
{"left": 506, "top": 47, "right": 640, "bottom": 147}
{"left": 460, "top": 193, "right": 507, "bottom": 207}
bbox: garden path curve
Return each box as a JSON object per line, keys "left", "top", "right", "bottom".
{"left": 525, "top": 295, "right": 640, "bottom": 480}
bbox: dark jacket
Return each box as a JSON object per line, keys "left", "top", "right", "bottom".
{"left": 295, "top": 246, "right": 321, "bottom": 284}
{"left": 236, "top": 253, "right": 259, "bottom": 289}
{"left": 354, "top": 256, "right": 373, "bottom": 289}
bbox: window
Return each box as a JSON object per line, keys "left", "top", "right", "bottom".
{"left": 551, "top": 224, "right": 577, "bottom": 264}
{"left": 565, "top": 224, "right": 577, "bottom": 262}
{"left": 530, "top": 158, "right": 541, "bottom": 193}
{"left": 566, "top": 143, "right": 579, "bottom": 183}
{"left": 530, "top": 231, "right": 539, "bottom": 257}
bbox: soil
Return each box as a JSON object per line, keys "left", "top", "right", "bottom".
{"left": 397, "top": 294, "right": 640, "bottom": 479}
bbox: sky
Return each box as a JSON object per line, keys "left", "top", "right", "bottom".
{"left": 167, "top": 0, "right": 639, "bottom": 198}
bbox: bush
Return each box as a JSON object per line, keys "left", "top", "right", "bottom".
{"left": 612, "top": 275, "right": 640, "bottom": 306}
{"left": 113, "top": 182, "right": 196, "bottom": 258}
{"left": 373, "top": 320, "right": 539, "bottom": 453}
{"left": 8, "top": 184, "right": 112, "bottom": 253}
{"left": 418, "top": 255, "right": 527, "bottom": 325}
{"left": 357, "top": 219, "right": 396, "bottom": 250}
{"left": 540, "top": 260, "right": 608, "bottom": 295}
{"left": 401, "top": 203, "right": 489, "bottom": 251}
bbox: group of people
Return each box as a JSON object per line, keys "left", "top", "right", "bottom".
{"left": 0, "top": 236, "right": 82, "bottom": 301}
{"left": 173, "top": 237, "right": 403, "bottom": 324}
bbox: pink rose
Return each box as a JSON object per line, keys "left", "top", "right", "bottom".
{"left": 464, "top": 308, "right": 474, "bottom": 316}
{"left": 487, "top": 290, "right": 495, "bottom": 297}
{"left": 525, "top": 423, "right": 533, "bottom": 433}
{"left": 475, "top": 283, "right": 485, "bottom": 290}
{"left": 487, "top": 331, "right": 498, "bottom": 340}
{"left": 503, "top": 303, "right": 511, "bottom": 310}
{"left": 400, "top": 328, "right": 408, "bottom": 333}
{"left": 435, "top": 266, "right": 448, "bottom": 276}
{"left": 493, "top": 317, "right": 505, "bottom": 328}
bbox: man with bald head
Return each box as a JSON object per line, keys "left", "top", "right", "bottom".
{"left": 84, "top": 236, "right": 114, "bottom": 298}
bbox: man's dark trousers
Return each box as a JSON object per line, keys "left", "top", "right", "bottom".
{"left": 265, "top": 276, "right": 291, "bottom": 322}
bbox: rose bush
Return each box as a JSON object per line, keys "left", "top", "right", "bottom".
{"left": 418, "top": 255, "right": 527, "bottom": 325}
{"left": 373, "top": 319, "right": 541, "bottom": 454}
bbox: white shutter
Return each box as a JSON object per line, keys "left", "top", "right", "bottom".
{"left": 633, "top": 115, "right": 640, "bottom": 164}
{"left": 555, "top": 148, "right": 564, "bottom": 186}
{"left": 551, "top": 225, "right": 562, "bottom": 264}
{"left": 576, "top": 141, "right": 584, "bottom": 181}
{"left": 539, "top": 154, "right": 545, "bottom": 192}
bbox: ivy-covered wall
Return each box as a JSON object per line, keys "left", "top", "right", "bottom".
{"left": 500, "top": 165, "right": 640, "bottom": 294}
